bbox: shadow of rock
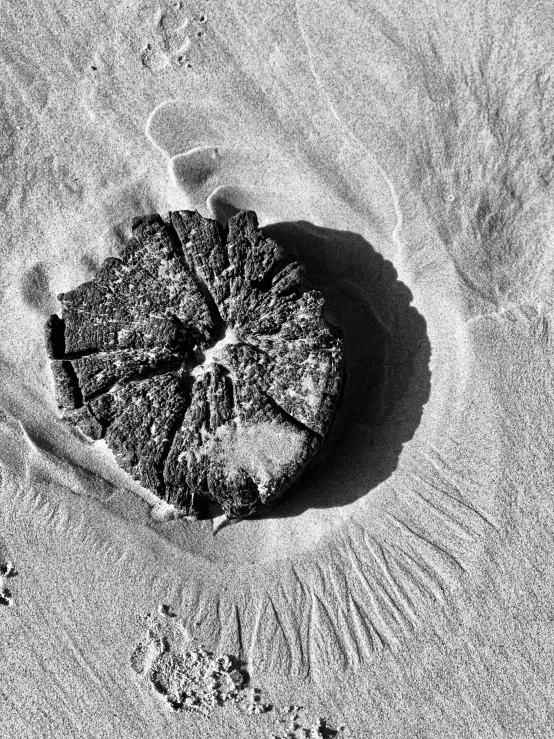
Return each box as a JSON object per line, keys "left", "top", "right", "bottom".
{"left": 260, "top": 221, "right": 431, "bottom": 516}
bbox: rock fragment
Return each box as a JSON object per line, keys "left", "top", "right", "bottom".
{"left": 46, "top": 210, "right": 345, "bottom": 518}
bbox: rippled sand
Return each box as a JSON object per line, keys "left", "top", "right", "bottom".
{"left": 1, "top": 1, "right": 553, "bottom": 737}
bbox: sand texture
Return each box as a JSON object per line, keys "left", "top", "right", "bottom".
{"left": 1, "top": 0, "right": 554, "bottom": 737}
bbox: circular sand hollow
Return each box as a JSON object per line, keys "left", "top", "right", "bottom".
{"left": 44, "top": 210, "right": 345, "bottom": 519}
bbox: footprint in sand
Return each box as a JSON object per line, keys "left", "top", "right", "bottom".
{"left": 131, "top": 607, "right": 346, "bottom": 735}
{"left": 141, "top": 2, "right": 207, "bottom": 70}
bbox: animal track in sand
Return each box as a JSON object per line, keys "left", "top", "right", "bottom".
{"left": 140, "top": 1, "right": 208, "bottom": 70}
{"left": 131, "top": 606, "right": 347, "bottom": 735}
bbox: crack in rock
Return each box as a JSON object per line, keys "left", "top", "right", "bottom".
{"left": 45, "top": 210, "right": 345, "bottom": 519}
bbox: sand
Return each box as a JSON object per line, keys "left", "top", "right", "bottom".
{"left": 1, "top": 0, "right": 553, "bottom": 736}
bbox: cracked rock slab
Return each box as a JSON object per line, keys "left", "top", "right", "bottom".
{"left": 45, "top": 210, "right": 345, "bottom": 519}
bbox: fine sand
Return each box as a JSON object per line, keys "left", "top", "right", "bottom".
{"left": 1, "top": 1, "right": 554, "bottom": 737}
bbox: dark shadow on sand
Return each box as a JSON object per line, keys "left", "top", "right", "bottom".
{"left": 259, "top": 221, "right": 431, "bottom": 517}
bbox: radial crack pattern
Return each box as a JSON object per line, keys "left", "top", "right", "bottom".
{"left": 45, "top": 210, "right": 345, "bottom": 518}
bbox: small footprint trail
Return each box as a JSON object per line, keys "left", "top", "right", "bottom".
{"left": 131, "top": 606, "right": 347, "bottom": 736}
{"left": 140, "top": 1, "right": 208, "bottom": 71}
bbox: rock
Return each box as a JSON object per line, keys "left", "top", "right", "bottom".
{"left": 45, "top": 210, "right": 345, "bottom": 518}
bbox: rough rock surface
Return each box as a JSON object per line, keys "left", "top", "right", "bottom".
{"left": 45, "top": 210, "right": 345, "bottom": 519}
